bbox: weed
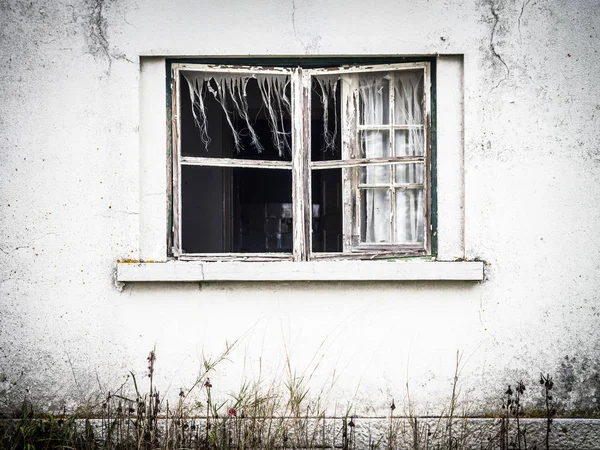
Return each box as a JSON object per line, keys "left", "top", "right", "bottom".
{"left": 540, "top": 373, "right": 556, "bottom": 450}
{"left": 0, "top": 348, "right": 587, "bottom": 450}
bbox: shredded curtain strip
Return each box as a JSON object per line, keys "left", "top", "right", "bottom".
{"left": 184, "top": 71, "right": 341, "bottom": 156}
{"left": 183, "top": 72, "right": 292, "bottom": 156}
{"left": 359, "top": 71, "right": 425, "bottom": 244}
{"left": 313, "top": 75, "right": 339, "bottom": 152}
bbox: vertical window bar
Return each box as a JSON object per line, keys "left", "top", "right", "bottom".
{"left": 341, "top": 74, "right": 359, "bottom": 250}
{"left": 172, "top": 67, "right": 183, "bottom": 256}
{"left": 291, "top": 68, "right": 311, "bottom": 261}
{"left": 422, "top": 65, "right": 430, "bottom": 254}
{"left": 389, "top": 73, "right": 396, "bottom": 243}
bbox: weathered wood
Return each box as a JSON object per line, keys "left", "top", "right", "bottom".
{"left": 172, "top": 63, "right": 292, "bottom": 76}
{"left": 423, "top": 62, "right": 432, "bottom": 255}
{"left": 178, "top": 253, "right": 292, "bottom": 262}
{"left": 180, "top": 156, "right": 292, "bottom": 170}
{"left": 291, "top": 68, "right": 310, "bottom": 261}
{"left": 306, "top": 62, "right": 429, "bottom": 76}
{"left": 166, "top": 71, "right": 176, "bottom": 256}
{"left": 172, "top": 67, "right": 182, "bottom": 257}
{"left": 357, "top": 124, "right": 424, "bottom": 131}
{"left": 389, "top": 72, "right": 397, "bottom": 243}
{"left": 357, "top": 183, "right": 424, "bottom": 190}
{"left": 310, "top": 249, "right": 425, "bottom": 260}
{"left": 171, "top": 62, "right": 433, "bottom": 261}
{"left": 301, "top": 70, "right": 312, "bottom": 259}
{"left": 311, "top": 156, "right": 424, "bottom": 170}
{"left": 348, "top": 243, "right": 424, "bottom": 252}
{"left": 340, "top": 74, "right": 359, "bottom": 252}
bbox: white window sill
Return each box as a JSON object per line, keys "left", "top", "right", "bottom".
{"left": 116, "top": 260, "right": 484, "bottom": 282}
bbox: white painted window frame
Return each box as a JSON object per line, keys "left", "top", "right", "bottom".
{"left": 170, "top": 62, "right": 431, "bottom": 262}
{"left": 170, "top": 64, "right": 297, "bottom": 261}
{"left": 307, "top": 63, "right": 431, "bottom": 260}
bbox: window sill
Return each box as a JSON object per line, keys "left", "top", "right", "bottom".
{"left": 116, "top": 260, "right": 484, "bottom": 282}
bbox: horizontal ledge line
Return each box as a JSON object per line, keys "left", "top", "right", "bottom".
{"left": 307, "top": 63, "right": 428, "bottom": 75}
{"left": 179, "top": 253, "right": 292, "bottom": 262}
{"left": 358, "top": 124, "right": 424, "bottom": 130}
{"left": 174, "top": 64, "right": 292, "bottom": 75}
{"left": 180, "top": 157, "right": 292, "bottom": 169}
{"left": 358, "top": 184, "right": 424, "bottom": 189}
{"left": 310, "top": 252, "right": 425, "bottom": 260}
{"left": 348, "top": 245, "right": 425, "bottom": 251}
{"left": 311, "top": 157, "right": 424, "bottom": 169}
{"left": 116, "top": 261, "right": 484, "bottom": 282}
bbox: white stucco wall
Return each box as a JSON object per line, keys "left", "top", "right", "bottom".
{"left": 1, "top": 0, "right": 599, "bottom": 425}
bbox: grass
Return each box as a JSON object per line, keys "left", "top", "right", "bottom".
{"left": 0, "top": 348, "right": 579, "bottom": 449}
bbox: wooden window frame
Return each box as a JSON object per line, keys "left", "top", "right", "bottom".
{"left": 170, "top": 62, "right": 431, "bottom": 262}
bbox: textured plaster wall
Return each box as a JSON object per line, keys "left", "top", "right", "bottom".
{"left": 0, "top": 0, "right": 599, "bottom": 423}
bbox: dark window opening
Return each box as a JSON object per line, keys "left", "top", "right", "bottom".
{"left": 311, "top": 79, "right": 342, "bottom": 253}
{"left": 179, "top": 73, "right": 294, "bottom": 254}
{"left": 181, "top": 166, "right": 293, "bottom": 254}
{"left": 179, "top": 74, "right": 292, "bottom": 161}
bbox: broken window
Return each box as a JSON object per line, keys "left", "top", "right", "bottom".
{"left": 170, "top": 62, "right": 431, "bottom": 261}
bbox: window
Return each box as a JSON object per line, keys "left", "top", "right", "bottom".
{"left": 169, "top": 61, "right": 432, "bottom": 261}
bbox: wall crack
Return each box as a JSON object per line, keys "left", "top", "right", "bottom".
{"left": 86, "top": 0, "right": 133, "bottom": 72}
{"left": 488, "top": 1, "right": 510, "bottom": 91}
{"left": 289, "top": 0, "right": 321, "bottom": 54}
{"left": 518, "top": 0, "right": 534, "bottom": 42}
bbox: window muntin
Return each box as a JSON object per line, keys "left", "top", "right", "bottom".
{"left": 356, "top": 70, "right": 426, "bottom": 246}
{"left": 171, "top": 63, "right": 431, "bottom": 261}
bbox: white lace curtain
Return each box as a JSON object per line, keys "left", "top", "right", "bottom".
{"left": 359, "top": 71, "right": 425, "bottom": 244}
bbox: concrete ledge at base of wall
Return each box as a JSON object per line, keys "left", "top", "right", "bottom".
{"left": 1, "top": 417, "right": 598, "bottom": 449}
{"left": 116, "top": 260, "right": 485, "bottom": 282}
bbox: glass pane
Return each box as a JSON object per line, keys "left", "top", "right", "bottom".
{"left": 181, "top": 165, "right": 227, "bottom": 253}
{"left": 361, "top": 164, "right": 390, "bottom": 185}
{"left": 393, "top": 70, "right": 424, "bottom": 125}
{"left": 359, "top": 72, "right": 390, "bottom": 125}
{"left": 238, "top": 168, "right": 293, "bottom": 252}
{"left": 394, "top": 129, "right": 424, "bottom": 156}
{"left": 181, "top": 165, "right": 292, "bottom": 253}
{"left": 394, "top": 163, "right": 424, "bottom": 185}
{"left": 311, "top": 169, "right": 343, "bottom": 252}
{"left": 394, "top": 189, "right": 424, "bottom": 243}
{"left": 180, "top": 74, "right": 292, "bottom": 161}
{"left": 360, "top": 130, "right": 390, "bottom": 158}
{"left": 360, "top": 188, "right": 392, "bottom": 243}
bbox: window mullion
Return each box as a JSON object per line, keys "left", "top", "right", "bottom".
{"left": 423, "top": 65, "right": 432, "bottom": 255}
{"left": 341, "top": 74, "right": 359, "bottom": 251}
{"left": 172, "top": 67, "right": 183, "bottom": 257}
{"left": 389, "top": 72, "right": 396, "bottom": 243}
{"left": 291, "top": 68, "right": 311, "bottom": 261}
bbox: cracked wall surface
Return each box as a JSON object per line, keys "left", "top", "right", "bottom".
{"left": 1, "top": 0, "right": 600, "bottom": 436}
